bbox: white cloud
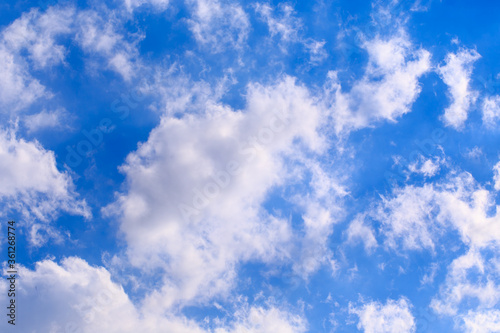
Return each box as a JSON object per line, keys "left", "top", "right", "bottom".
{"left": 254, "top": 3, "right": 327, "bottom": 64}
{"left": 438, "top": 48, "right": 481, "bottom": 129}
{"left": 105, "top": 30, "right": 432, "bottom": 305}
{"left": 420, "top": 262, "right": 439, "bottom": 286}
{"left": 304, "top": 39, "right": 328, "bottom": 64}
{"left": 0, "top": 46, "right": 47, "bottom": 112}
{"left": 346, "top": 214, "right": 378, "bottom": 253}
{"left": 375, "top": 183, "right": 442, "bottom": 251}
{"left": 0, "top": 5, "right": 140, "bottom": 112}
{"left": 0, "top": 128, "right": 90, "bottom": 246}
{"left": 75, "top": 9, "right": 140, "bottom": 80}
{"left": 324, "top": 31, "right": 431, "bottom": 133}
{"left": 289, "top": 158, "right": 347, "bottom": 279}
{"left": 0, "top": 257, "right": 147, "bottom": 333}
{"left": 142, "top": 66, "right": 226, "bottom": 116}
{"left": 215, "top": 306, "right": 307, "bottom": 333}
{"left": 254, "top": 3, "right": 301, "bottom": 44}
{"left": 2, "top": 6, "right": 74, "bottom": 68}
{"left": 350, "top": 298, "right": 416, "bottom": 333}
{"left": 408, "top": 155, "right": 442, "bottom": 177}
{"left": 123, "top": 0, "right": 170, "bottom": 12}
{"left": 493, "top": 161, "right": 500, "bottom": 191}
{"left": 374, "top": 172, "right": 500, "bottom": 251}
{"left": 106, "top": 75, "right": 331, "bottom": 309}
{"left": 463, "top": 309, "right": 500, "bottom": 333}
{"left": 369, "top": 169, "right": 500, "bottom": 326}
{"left": 482, "top": 95, "right": 500, "bottom": 128}
{"left": 293, "top": 202, "right": 338, "bottom": 279}
{"left": 464, "top": 146, "right": 483, "bottom": 160}
{"left": 186, "top": 0, "right": 250, "bottom": 52}
{"left": 410, "top": 0, "right": 434, "bottom": 12}
{"left": 0, "top": 257, "right": 306, "bottom": 333}
{"left": 0, "top": 6, "right": 77, "bottom": 112}
{"left": 0, "top": 7, "right": 71, "bottom": 112}
{"left": 431, "top": 248, "right": 500, "bottom": 317}
{"left": 23, "top": 108, "right": 70, "bottom": 132}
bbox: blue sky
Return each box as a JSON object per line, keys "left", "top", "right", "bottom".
{"left": 1, "top": 0, "right": 500, "bottom": 332}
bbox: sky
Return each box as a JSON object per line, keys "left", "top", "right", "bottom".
{"left": 0, "top": 0, "right": 500, "bottom": 332}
